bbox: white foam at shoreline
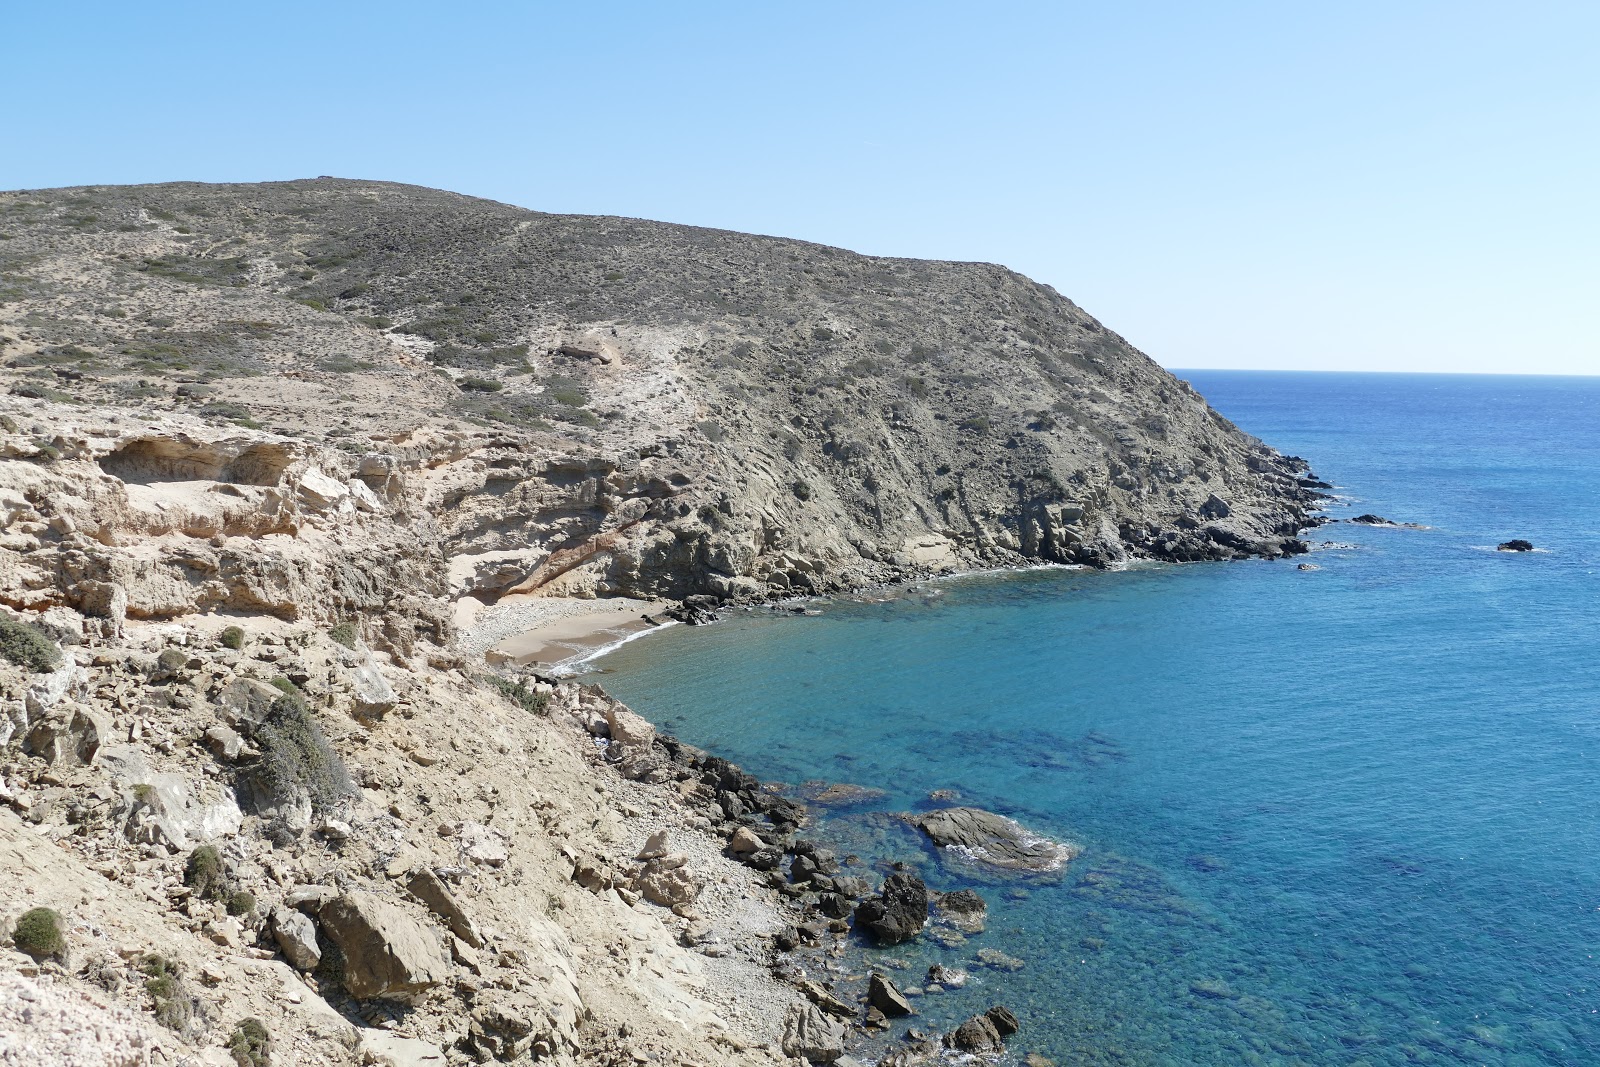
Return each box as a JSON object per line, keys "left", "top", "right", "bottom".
{"left": 553, "top": 619, "right": 681, "bottom": 676}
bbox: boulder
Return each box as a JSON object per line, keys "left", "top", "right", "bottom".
{"left": 914, "top": 807, "right": 1077, "bottom": 873}
{"left": 455, "top": 822, "right": 508, "bottom": 867}
{"left": 852, "top": 872, "right": 928, "bottom": 945}
{"left": 947, "top": 1013, "right": 1003, "bottom": 1053}
{"left": 635, "top": 829, "right": 670, "bottom": 860}
{"left": 216, "top": 677, "right": 284, "bottom": 729}
{"left": 269, "top": 907, "right": 321, "bottom": 971}
{"left": 987, "top": 1005, "right": 1020, "bottom": 1036}
{"left": 316, "top": 892, "right": 449, "bottom": 1000}
{"left": 1497, "top": 539, "right": 1535, "bottom": 552}
{"left": 781, "top": 1002, "right": 846, "bottom": 1064}
{"left": 358, "top": 1030, "right": 447, "bottom": 1067}
{"left": 406, "top": 867, "right": 483, "bottom": 948}
{"left": 635, "top": 856, "right": 701, "bottom": 908}
{"left": 23, "top": 704, "right": 108, "bottom": 766}
{"left": 1349, "top": 514, "right": 1392, "bottom": 526}
{"left": 726, "top": 826, "right": 764, "bottom": 856}
{"left": 296, "top": 468, "right": 349, "bottom": 510}
{"left": 348, "top": 652, "right": 397, "bottom": 720}
{"left": 203, "top": 725, "right": 246, "bottom": 762}
{"left": 867, "top": 972, "right": 915, "bottom": 1017}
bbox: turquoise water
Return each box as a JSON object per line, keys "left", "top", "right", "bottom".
{"left": 593, "top": 372, "right": 1600, "bottom": 1066}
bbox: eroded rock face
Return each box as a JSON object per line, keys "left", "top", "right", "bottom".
{"left": 317, "top": 892, "right": 449, "bottom": 1000}
{"left": 914, "top": 807, "right": 1078, "bottom": 873}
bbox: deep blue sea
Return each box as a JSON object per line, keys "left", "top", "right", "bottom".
{"left": 593, "top": 371, "right": 1600, "bottom": 1066}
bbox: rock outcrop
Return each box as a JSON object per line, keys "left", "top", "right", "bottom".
{"left": 914, "top": 806, "right": 1078, "bottom": 873}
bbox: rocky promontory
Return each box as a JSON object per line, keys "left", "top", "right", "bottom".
{"left": 0, "top": 178, "right": 1329, "bottom": 1063}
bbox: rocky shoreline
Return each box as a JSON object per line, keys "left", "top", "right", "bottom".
{"left": 0, "top": 176, "right": 1335, "bottom": 1064}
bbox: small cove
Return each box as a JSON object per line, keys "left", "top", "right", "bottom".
{"left": 591, "top": 371, "right": 1600, "bottom": 1066}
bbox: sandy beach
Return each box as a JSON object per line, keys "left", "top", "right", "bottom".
{"left": 460, "top": 593, "right": 666, "bottom": 669}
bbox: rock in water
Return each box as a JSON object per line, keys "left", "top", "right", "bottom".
{"left": 947, "top": 1013, "right": 1004, "bottom": 1052}
{"left": 1349, "top": 514, "right": 1393, "bottom": 525}
{"left": 853, "top": 872, "right": 929, "bottom": 945}
{"left": 914, "top": 807, "right": 1078, "bottom": 873}
{"left": 1497, "top": 539, "right": 1535, "bottom": 552}
{"left": 317, "top": 893, "right": 449, "bottom": 1000}
{"left": 781, "top": 1002, "right": 847, "bottom": 1063}
{"left": 934, "top": 888, "right": 988, "bottom": 932}
{"left": 867, "top": 972, "right": 915, "bottom": 1017}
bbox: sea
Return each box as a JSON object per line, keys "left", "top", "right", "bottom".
{"left": 589, "top": 371, "right": 1600, "bottom": 1066}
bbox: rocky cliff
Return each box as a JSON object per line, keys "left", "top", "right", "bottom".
{"left": 0, "top": 179, "right": 1323, "bottom": 1065}
{"left": 0, "top": 179, "right": 1318, "bottom": 614}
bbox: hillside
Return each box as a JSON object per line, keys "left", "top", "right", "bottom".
{"left": 0, "top": 179, "right": 1318, "bottom": 612}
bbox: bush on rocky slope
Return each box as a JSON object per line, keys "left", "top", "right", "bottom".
{"left": 0, "top": 614, "right": 60, "bottom": 673}
{"left": 12, "top": 906, "right": 65, "bottom": 961}
{"left": 247, "top": 678, "right": 352, "bottom": 811}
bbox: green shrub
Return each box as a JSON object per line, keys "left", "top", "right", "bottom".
{"left": 200, "top": 401, "right": 253, "bottom": 423}
{"left": 458, "top": 377, "right": 502, "bottom": 393}
{"left": 184, "top": 845, "right": 227, "bottom": 901}
{"left": 251, "top": 678, "right": 352, "bottom": 810}
{"left": 327, "top": 621, "right": 358, "bottom": 649}
{"left": 0, "top": 615, "right": 60, "bottom": 673}
{"left": 226, "top": 890, "right": 256, "bottom": 917}
{"left": 142, "top": 956, "right": 192, "bottom": 1032}
{"left": 792, "top": 480, "right": 812, "bottom": 501}
{"left": 486, "top": 675, "right": 549, "bottom": 716}
{"left": 13, "top": 907, "right": 65, "bottom": 960}
{"left": 811, "top": 326, "right": 836, "bottom": 342}
{"left": 229, "top": 1018, "right": 271, "bottom": 1067}
{"left": 220, "top": 625, "right": 245, "bottom": 650}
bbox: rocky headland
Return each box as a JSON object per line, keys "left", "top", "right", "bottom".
{"left": 0, "top": 178, "right": 1327, "bottom": 1064}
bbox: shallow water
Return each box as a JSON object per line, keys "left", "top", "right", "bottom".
{"left": 593, "top": 371, "right": 1600, "bottom": 1066}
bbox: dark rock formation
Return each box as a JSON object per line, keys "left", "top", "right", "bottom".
{"left": 852, "top": 872, "right": 929, "bottom": 945}
{"left": 867, "top": 972, "right": 915, "bottom": 1017}
{"left": 914, "top": 807, "right": 1077, "bottom": 873}
{"left": 1498, "top": 539, "right": 1535, "bottom": 552}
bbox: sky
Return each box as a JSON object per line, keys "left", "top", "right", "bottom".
{"left": 5, "top": 1, "right": 1597, "bottom": 375}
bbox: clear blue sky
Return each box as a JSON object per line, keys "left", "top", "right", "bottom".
{"left": 6, "top": 2, "right": 1597, "bottom": 374}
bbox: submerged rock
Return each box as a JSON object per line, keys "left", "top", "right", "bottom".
{"left": 913, "top": 807, "right": 1077, "bottom": 873}
{"left": 933, "top": 888, "right": 988, "bottom": 933}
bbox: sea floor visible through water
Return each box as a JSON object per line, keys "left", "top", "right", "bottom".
{"left": 590, "top": 371, "right": 1600, "bottom": 1067}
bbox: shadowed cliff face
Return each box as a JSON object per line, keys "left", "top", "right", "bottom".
{"left": 0, "top": 178, "right": 1318, "bottom": 604}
